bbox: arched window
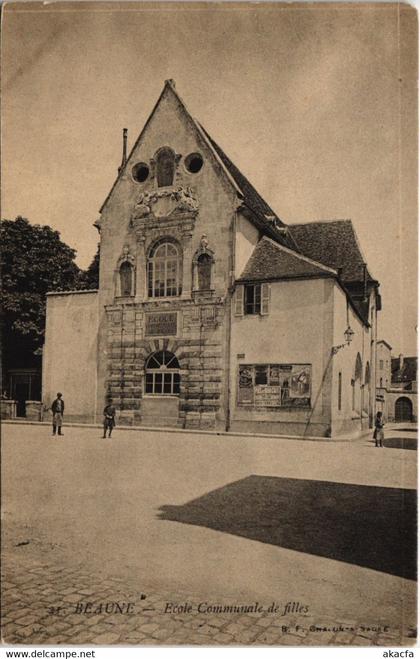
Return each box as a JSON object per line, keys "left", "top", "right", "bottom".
{"left": 156, "top": 147, "right": 175, "bottom": 187}
{"left": 197, "top": 253, "right": 212, "bottom": 290}
{"left": 352, "top": 353, "right": 363, "bottom": 414}
{"left": 365, "top": 362, "right": 370, "bottom": 385}
{"left": 148, "top": 240, "right": 182, "bottom": 298}
{"left": 119, "top": 261, "right": 133, "bottom": 297}
{"left": 364, "top": 362, "right": 370, "bottom": 413}
{"left": 145, "top": 351, "right": 180, "bottom": 395}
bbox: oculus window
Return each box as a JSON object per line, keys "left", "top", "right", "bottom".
{"left": 185, "top": 152, "right": 204, "bottom": 174}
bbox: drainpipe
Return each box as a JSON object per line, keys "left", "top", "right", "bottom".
{"left": 225, "top": 210, "right": 237, "bottom": 432}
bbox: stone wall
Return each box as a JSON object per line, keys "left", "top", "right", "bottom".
{"left": 43, "top": 291, "right": 99, "bottom": 422}
{"left": 104, "top": 297, "right": 226, "bottom": 429}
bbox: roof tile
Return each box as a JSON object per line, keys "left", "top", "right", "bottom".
{"left": 289, "top": 220, "right": 375, "bottom": 283}
{"left": 238, "top": 236, "right": 336, "bottom": 282}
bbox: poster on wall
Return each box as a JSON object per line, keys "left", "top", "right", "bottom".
{"left": 254, "top": 385, "right": 281, "bottom": 407}
{"left": 238, "top": 365, "right": 254, "bottom": 404}
{"left": 237, "top": 364, "right": 311, "bottom": 407}
{"left": 289, "top": 365, "right": 311, "bottom": 398}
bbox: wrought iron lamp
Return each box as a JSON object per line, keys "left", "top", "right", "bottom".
{"left": 331, "top": 325, "right": 354, "bottom": 355}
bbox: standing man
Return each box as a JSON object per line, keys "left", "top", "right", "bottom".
{"left": 374, "top": 411, "right": 385, "bottom": 448}
{"left": 103, "top": 398, "right": 116, "bottom": 438}
{"left": 51, "top": 392, "right": 65, "bottom": 436}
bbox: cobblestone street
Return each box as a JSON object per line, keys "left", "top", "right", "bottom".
{"left": 2, "top": 551, "right": 414, "bottom": 646}
{"left": 1, "top": 422, "right": 417, "bottom": 646}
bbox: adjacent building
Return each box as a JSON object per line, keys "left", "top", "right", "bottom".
{"left": 43, "top": 80, "right": 381, "bottom": 437}
{"left": 375, "top": 344, "right": 417, "bottom": 422}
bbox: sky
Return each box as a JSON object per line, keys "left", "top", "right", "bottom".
{"left": 2, "top": 1, "right": 418, "bottom": 354}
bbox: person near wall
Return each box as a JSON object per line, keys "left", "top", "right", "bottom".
{"left": 374, "top": 411, "right": 385, "bottom": 448}
{"left": 51, "top": 393, "right": 65, "bottom": 436}
{"left": 103, "top": 399, "right": 116, "bottom": 439}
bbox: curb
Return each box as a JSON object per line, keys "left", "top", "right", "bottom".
{"left": 1, "top": 419, "right": 374, "bottom": 444}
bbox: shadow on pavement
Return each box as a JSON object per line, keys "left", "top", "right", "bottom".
{"left": 383, "top": 437, "right": 417, "bottom": 450}
{"left": 158, "top": 475, "right": 417, "bottom": 580}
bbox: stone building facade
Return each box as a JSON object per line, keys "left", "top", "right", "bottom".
{"left": 375, "top": 345, "right": 417, "bottom": 423}
{"left": 43, "top": 80, "right": 381, "bottom": 437}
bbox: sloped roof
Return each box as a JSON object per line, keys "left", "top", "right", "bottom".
{"left": 199, "top": 126, "right": 298, "bottom": 251}
{"left": 378, "top": 339, "right": 393, "bottom": 350}
{"left": 391, "top": 356, "right": 417, "bottom": 383}
{"left": 289, "top": 220, "right": 376, "bottom": 283}
{"left": 238, "top": 236, "right": 336, "bottom": 282}
{"left": 196, "top": 122, "right": 297, "bottom": 250}
{"left": 351, "top": 298, "right": 370, "bottom": 324}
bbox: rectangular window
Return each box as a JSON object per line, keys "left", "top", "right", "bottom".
{"left": 244, "top": 284, "right": 261, "bottom": 314}
{"left": 379, "top": 360, "right": 384, "bottom": 369}
{"left": 243, "top": 283, "right": 270, "bottom": 315}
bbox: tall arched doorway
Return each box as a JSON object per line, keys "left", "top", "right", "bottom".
{"left": 142, "top": 350, "right": 180, "bottom": 427}
{"left": 395, "top": 397, "right": 413, "bottom": 422}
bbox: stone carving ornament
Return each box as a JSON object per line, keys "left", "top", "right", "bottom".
{"left": 133, "top": 186, "right": 199, "bottom": 219}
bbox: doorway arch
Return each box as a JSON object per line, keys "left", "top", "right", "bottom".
{"left": 395, "top": 397, "right": 413, "bottom": 422}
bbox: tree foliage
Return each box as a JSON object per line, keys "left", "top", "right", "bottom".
{"left": 1, "top": 216, "right": 82, "bottom": 360}
{"left": 78, "top": 244, "right": 100, "bottom": 290}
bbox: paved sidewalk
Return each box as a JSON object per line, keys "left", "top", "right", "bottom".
{"left": 2, "top": 551, "right": 415, "bottom": 646}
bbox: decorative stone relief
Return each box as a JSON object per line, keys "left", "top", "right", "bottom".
{"left": 133, "top": 186, "right": 199, "bottom": 219}
{"left": 118, "top": 245, "right": 135, "bottom": 266}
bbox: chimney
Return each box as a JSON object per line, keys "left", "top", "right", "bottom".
{"left": 118, "top": 128, "right": 128, "bottom": 175}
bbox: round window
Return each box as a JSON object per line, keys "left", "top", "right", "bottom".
{"left": 185, "top": 152, "right": 204, "bottom": 174}
{"left": 132, "top": 162, "right": 150, "bottom": 183}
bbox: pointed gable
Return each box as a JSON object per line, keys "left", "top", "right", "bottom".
{"left": 98, "top": 80, "right": 296, "bottom": 250}
{"left": 238, "top": 236, "right": 336, "bottom": 282}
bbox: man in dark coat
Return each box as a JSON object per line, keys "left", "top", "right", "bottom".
{"left": 103, "top": 398, "right": 116, "bottom": 438}
{"left": 51, "top": 393, "right": 65, "bottom": 436}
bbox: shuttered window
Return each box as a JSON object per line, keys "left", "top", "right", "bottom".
{"left": 261, "top": 283, "right": 270, "bottom": 315}
{"left": 242, "top": 283, "right": 270, "bottom": 316}
{"left": 234, "top": 286, "right": 244, "bottom": 316}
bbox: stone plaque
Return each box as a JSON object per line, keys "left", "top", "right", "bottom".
{"left": 145, "top": 311, "right": 177, "bottom": 337}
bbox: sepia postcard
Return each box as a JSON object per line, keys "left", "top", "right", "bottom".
{"left": 1, "top": 0, "right": 418, "bottom": 651}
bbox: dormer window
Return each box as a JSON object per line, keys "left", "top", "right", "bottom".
{"left": 156, "top": 147, "right": 175, "bottom": 187}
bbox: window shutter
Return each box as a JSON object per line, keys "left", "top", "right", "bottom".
{"left": 261, "top": 283, "right": 270, "bottom": 315}
{"left": 234, "top": 286, "right": 244, "bottom": 316}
